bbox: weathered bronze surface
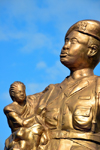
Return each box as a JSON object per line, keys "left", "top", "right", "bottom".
{"left": 4, "top": 20, "right": 100, "bottom": 150}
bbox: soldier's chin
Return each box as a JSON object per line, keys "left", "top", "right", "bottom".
{"left": 60, "top": 58, "right": 70, "bottom": 68}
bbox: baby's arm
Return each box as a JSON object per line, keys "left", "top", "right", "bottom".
{"left": 8, "top": 111, "right": 23, "bottom": 126}
{"left": 7, "top": 111, "right": 38, "bottom": 128}
{"left": 22, "top": 115, "right": 36, "bottom": 127}
{"left": 4, "top": 105, "right": 24, "bottom": 132}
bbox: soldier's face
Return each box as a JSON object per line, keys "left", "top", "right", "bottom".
{"left": 14, "top": 84, "right": 26, "bottom": 103}
{"left": 60, "top": 31, "right": 89, "bottom": 71}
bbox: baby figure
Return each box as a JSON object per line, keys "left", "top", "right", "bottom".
{"left": 4, "top": 81, "right": 38, "bottom": 133}
{"left": 4, "top": 81, "right": 47, "bottom": 150}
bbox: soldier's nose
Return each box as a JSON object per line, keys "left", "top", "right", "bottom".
{"left": 63, "top": 41, "right": 70, "bottom": 50}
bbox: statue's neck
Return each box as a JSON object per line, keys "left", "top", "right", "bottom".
{"left": 70, "top": 68, "right": 94, "bottom": 80}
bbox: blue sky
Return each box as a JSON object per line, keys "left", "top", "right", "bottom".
{"left": 1, "top": 0, "right": 100, "bottom": 149}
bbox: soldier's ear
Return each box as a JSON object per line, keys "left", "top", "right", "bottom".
{"left": 11, "top": 91, "right": 15, "bottom": 97}
{"left": 87, "top": 45, "right": 98, "bottom": 57}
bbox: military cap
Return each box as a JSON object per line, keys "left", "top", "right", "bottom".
{"left": 66, "top": 20, "right": 100, "bottom": 41}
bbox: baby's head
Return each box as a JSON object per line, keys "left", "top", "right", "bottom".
{"left": 9, "top": 81, "right": 26, "bottom": 104}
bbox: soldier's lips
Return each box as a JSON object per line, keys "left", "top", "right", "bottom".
{"left": 60, "top": 53, "right": 68, "bottom": 57}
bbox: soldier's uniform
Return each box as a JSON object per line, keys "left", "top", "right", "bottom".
{"left": 38, "top": 75, "right": 100, "bottom": 150}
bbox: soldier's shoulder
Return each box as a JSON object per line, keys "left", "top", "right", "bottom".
{"left": 97, "top": 76, "right": 100, "bottom": 79}
{"left": 42, "top": 83, "right": 57, "bottom": 93}
{"left": 27, "top": 83, "right": 59, "bottom": 101}
{"left": 96, "top": 76, "right": 100, "bottom": 89}
{"left": 84, "top": 75, "right": 100, "bottom": 81}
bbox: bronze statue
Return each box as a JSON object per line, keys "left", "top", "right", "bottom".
{"left": 4, "top": 20, "right": 100, "bottom": 150}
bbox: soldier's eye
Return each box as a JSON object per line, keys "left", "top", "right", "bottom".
{"left": 71, "top": 38, "right": 78, "bottom": 44}
{"left": 65, "top": 38, "right": 69, "bottom": 43}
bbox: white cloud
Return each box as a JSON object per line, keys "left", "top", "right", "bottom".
{"left": 20, "top": 33, "right": 52, "bottom": 53}
{"left": 1, "top": 92, "right": 11, "bottom": 102}
{"left": 26, "top": 83, "right": 48, "bottom": 95}
{"left": 0, "top": 142, "right": 3, "bottom": 150}
{"left": 36, "top": 61, "right": 47, "bottom": 69}
{"left": 1, "top": 0, "right": 100, "bottom": 53}
{"left": 26, "top": 60, "right": 69, "bottom": 95}
{"left": 45, "top": 61, "right": 69, "bottom": 80}
{"left": 52, "top": 49, "right": 61, "bottom": 56}
{"left": 36, "top": 60, "right": 69, "bottom": 81}
{"left": 0, "top": 28, "right": 8, "bottom": 41}
{"left": 1, "top": 0, "right": 100, "bottom": 28}
{"left": 0, "top": 25, "right": 27, "bottom": 41}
